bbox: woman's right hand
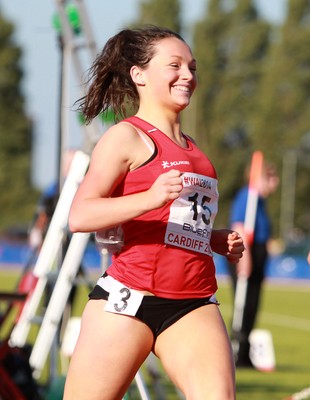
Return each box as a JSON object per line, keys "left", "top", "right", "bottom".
{"left": 147, "top": 169, "right": 183, "bottom": 208}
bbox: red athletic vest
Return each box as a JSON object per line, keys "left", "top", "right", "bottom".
{"left": 107, "top": 116, "right": 219, "bottom": 299}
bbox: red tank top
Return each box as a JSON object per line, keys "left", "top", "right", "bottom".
{"left": 107, "top": 116, "right": 219, "bottom": 299}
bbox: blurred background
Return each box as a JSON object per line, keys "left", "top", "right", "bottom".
{"left": 0, "top": 1, "right": 309, "bottom": 399}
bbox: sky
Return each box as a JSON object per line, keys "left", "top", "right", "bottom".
{"left": 0, "top": 0, "right": 287, "bottom": 190}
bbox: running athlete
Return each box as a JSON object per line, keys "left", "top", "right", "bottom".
{"left": 63, "top": 25, "right": 244, "bottom": 400}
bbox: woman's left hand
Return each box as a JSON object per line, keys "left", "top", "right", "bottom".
{"left": 210, "top": 229, "right": 245, "bottom": 264}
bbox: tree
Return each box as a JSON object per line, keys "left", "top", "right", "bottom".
{"left": 132, "top": 0, "right": 182, "bottom": 33}
{"left": 191, "top": 0, "right": 230, "bottom": 148}
{"left": 253, "top": 0, "right": 310, "bottom": 239}
{"left": 0, "top": 13, "right": 39, "bottom": 233}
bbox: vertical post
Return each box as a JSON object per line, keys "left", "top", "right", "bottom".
{"left": 280, "top": 149, "right": 297, "bottom": 243}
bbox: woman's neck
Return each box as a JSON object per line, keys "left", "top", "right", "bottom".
{"left": 135, "top": 108, "right": 183, "bottom": 141}
{"left": 135, "top": 113, "right": 186, "bottom": 147}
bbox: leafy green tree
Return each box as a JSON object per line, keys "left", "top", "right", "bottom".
{"left": 0, "top": 13, "right": 39, "bottom": 233}
{"left": 191, "top": 0, "right": 230, "bottom": 148}
{"left": 132, "top": 0, "right": 182, "bottom": 33}
{"left": 253, "top": 0, "right": 310, "bottom": 239}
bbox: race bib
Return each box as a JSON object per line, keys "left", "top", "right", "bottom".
{"left": 102, "top": 276, "right": 144, "bottom": 316}
{"left": 164, "top": 172, "right": 218, "bottom": 256}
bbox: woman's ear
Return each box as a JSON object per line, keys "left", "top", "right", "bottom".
{"left": 130, "top": 65, "right": 146, "bottom": 86}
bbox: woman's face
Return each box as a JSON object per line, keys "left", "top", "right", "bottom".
{"left": 141, "top": 37, "right": 197, "bottom": 112}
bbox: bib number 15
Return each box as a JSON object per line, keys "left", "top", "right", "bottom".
{"left": 188, "top": 192, "right": 212, "bottom": 225}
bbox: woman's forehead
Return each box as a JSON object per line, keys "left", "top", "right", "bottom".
{"left": 152, "top": 37, "right": 193, "bottom": 59}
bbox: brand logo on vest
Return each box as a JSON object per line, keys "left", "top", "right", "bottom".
{"left": 162, "top": 160, "right": 190, "bottom": 169}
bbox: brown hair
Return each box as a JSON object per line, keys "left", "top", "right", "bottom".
{"left": 76, "top": 25, "right": 185, "bottom": 124}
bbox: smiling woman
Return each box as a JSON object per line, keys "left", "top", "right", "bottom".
{"left": 61, "top": 25, "right": 246, "bottom": 400}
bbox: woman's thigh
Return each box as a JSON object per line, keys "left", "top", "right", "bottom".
{"left": 154, "top": 304, "right": 236, "bottom": 400}
{"left": 63, "top": 299, "right": 154, "bottom": 400}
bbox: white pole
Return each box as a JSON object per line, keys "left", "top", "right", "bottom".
{"left": 30, "top": 232, "right": 90, "bottom": 378}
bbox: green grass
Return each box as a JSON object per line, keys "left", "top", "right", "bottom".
{"left": 1, "top": 269, "right": 310, "bottom": 399}
{"left": 217, "top": 278, "right": 310, "bottom": 400}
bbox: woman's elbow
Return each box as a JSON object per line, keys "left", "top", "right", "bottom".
{"left": 68, "top": 207, "right": 84, "bottom": 233}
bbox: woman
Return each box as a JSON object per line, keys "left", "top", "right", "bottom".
{"left": 64, "top": 25, "right": 244, "bottom": 400}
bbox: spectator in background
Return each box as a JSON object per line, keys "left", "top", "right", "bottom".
{"left": 28, "top": 149, "right": 77, "bottom": 250}
{"left": 227, "top": 161, "right": 279, "bottom": 368}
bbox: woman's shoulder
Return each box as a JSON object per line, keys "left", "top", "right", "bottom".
{"left": 94, "top": 120, "right": 143, "bottom": 151}
{"left": 102, "top": 120, "right": 142, "bottom": 141}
